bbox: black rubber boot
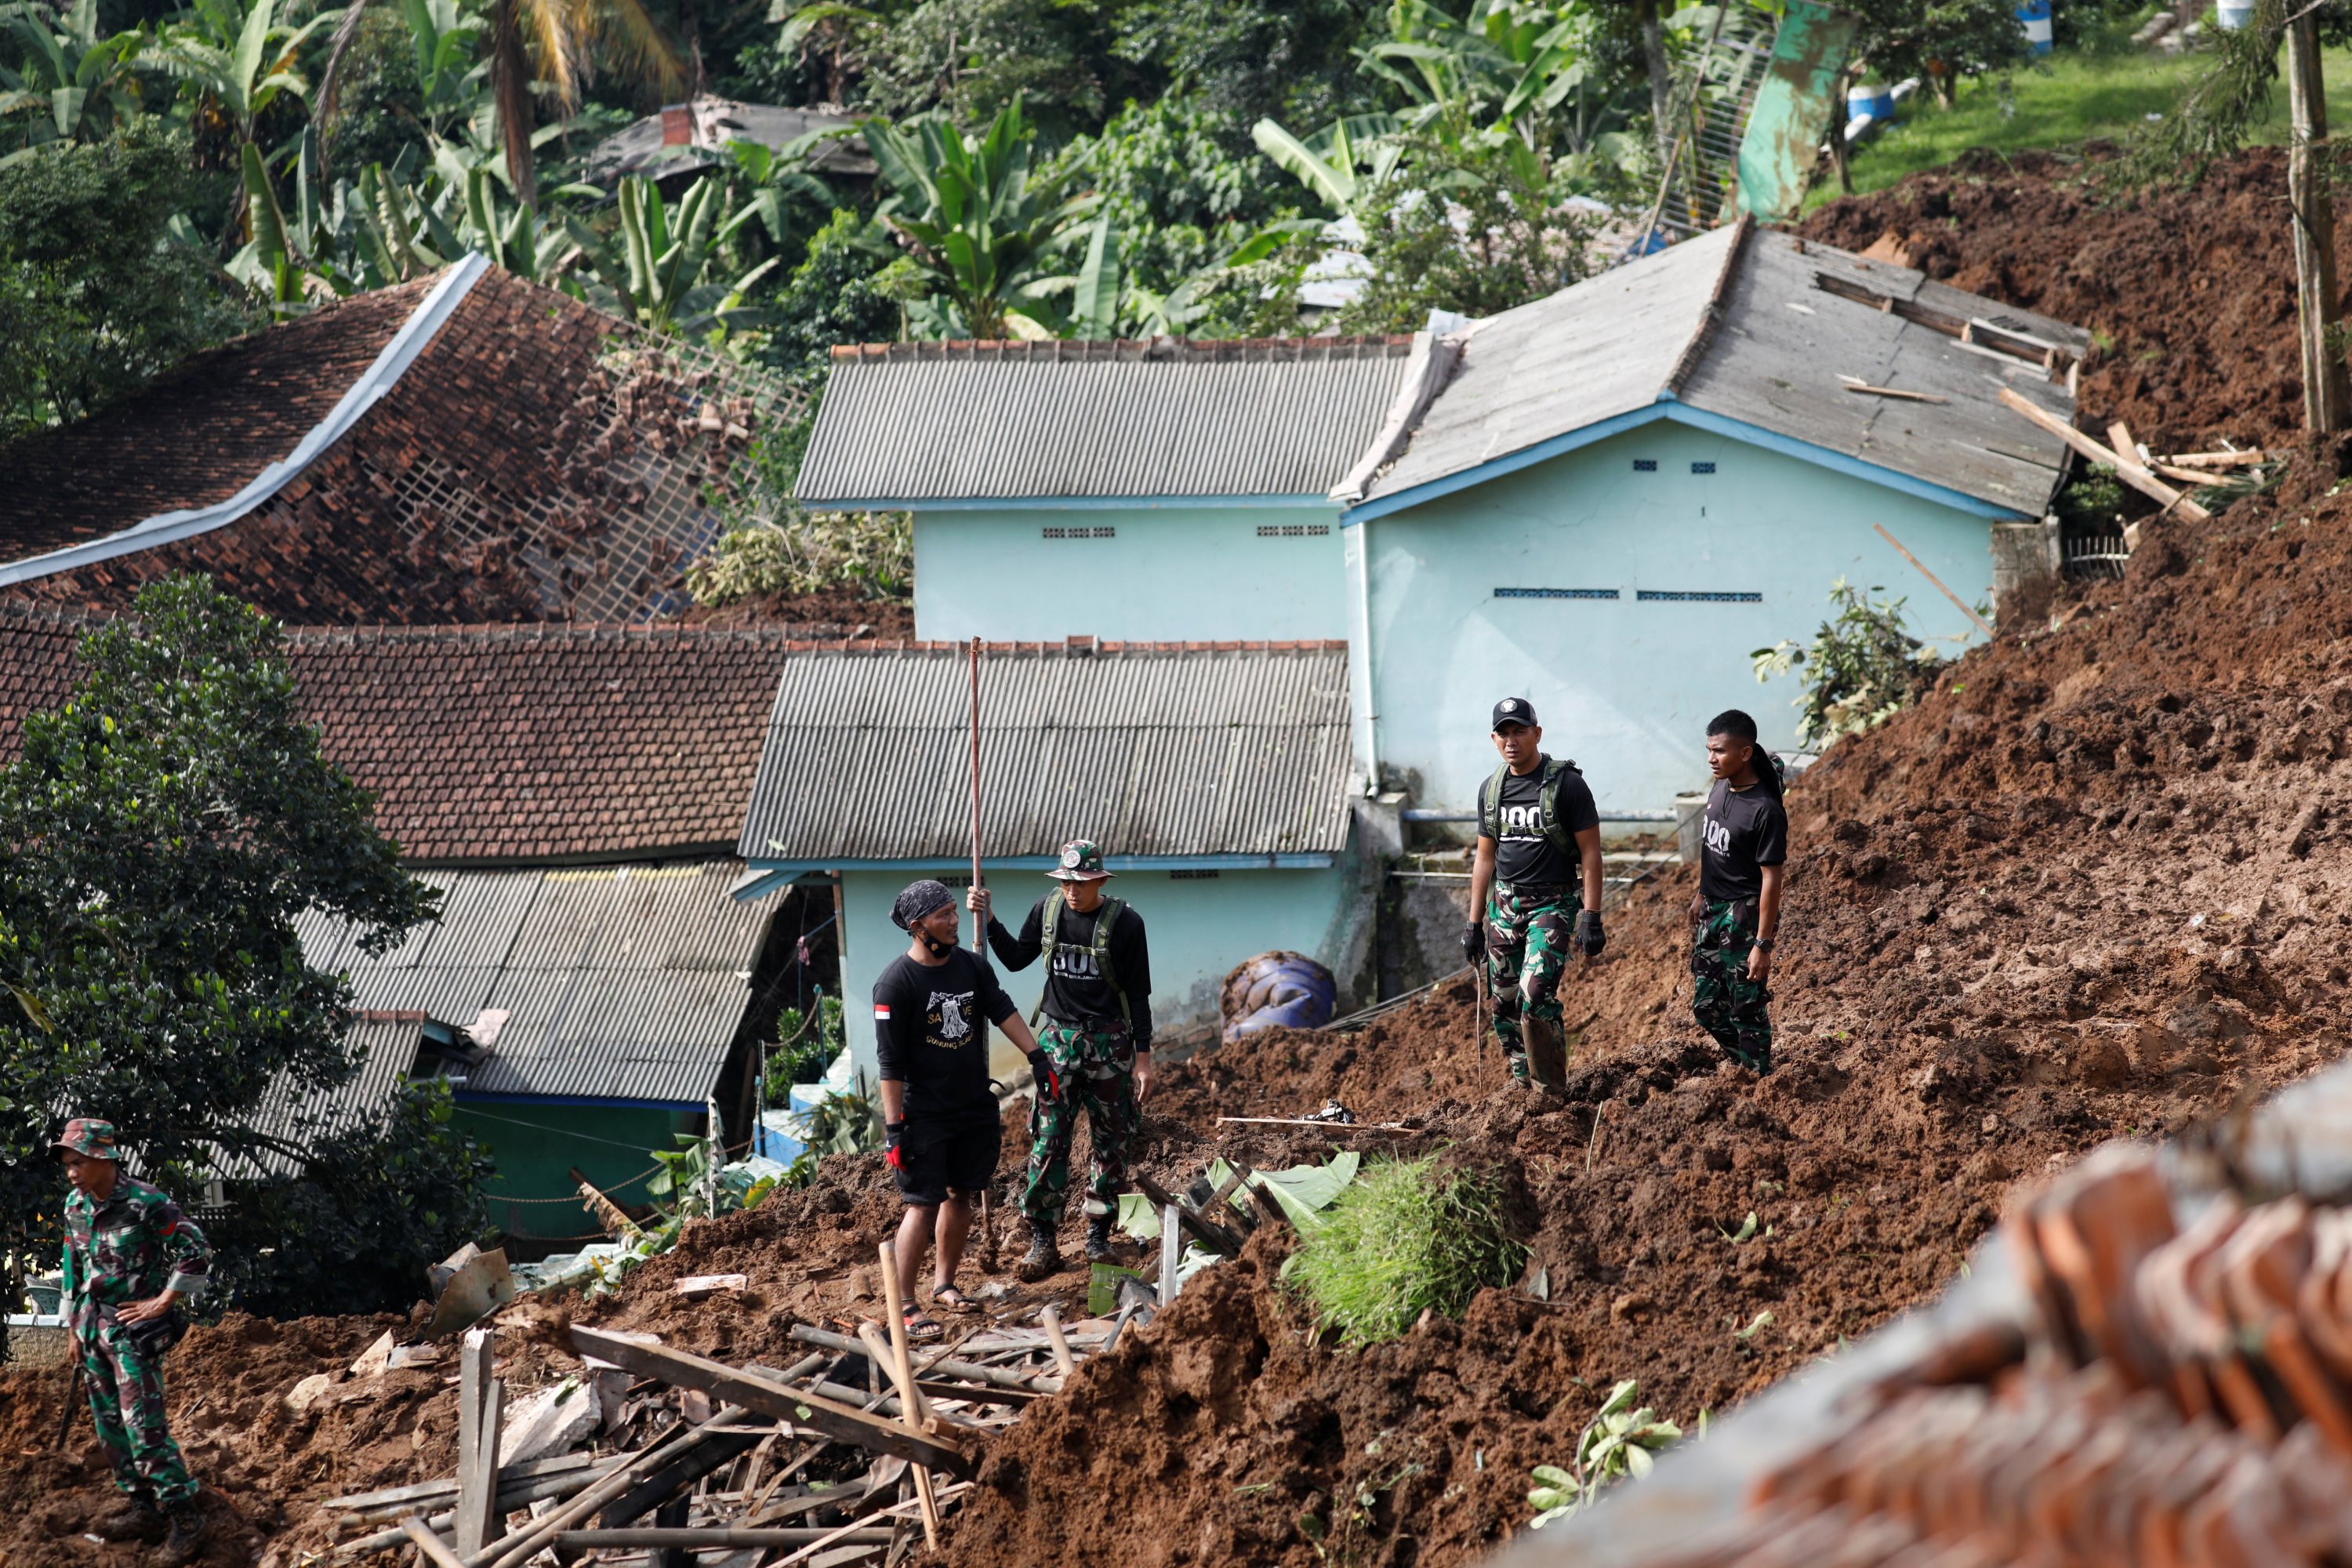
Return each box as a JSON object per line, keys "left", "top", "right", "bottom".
{"left": 1523, "top": 1016, "right": 1570, "bottom": 1089}
{"left": 94, "top": 1491, "right": 165, "bottom": 1544}
{"left": 1084, "top": 1216, "right": 1116, "bottom": 1261}
{"left": 1015, "top": 1231, "right": 1061, "bottom": 1282}
{"left": 156, "top": 1498, "right": 209, "bottom": 1566}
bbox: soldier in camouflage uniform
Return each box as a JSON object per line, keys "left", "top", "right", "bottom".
{"left": 56, "top": 1117, "right": 212, "bottom": 1563}
{"left": 1689, "top": 710, "right": 1788, "bottom": 1074}
{"left": 970, "top": 840, "right": 1154, "bottom": 1280}
{"left": 1465, "top": 699, "right": 1606, "bottom": 1088}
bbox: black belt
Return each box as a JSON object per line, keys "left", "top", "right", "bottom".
{"left": 1044, "top": 1014, "right": 1131, "bottom": 1036}
{"left": 1497, "top": 880, "right": 1577, "bottom": 898}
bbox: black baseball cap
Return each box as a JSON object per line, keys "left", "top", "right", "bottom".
{"left": 1490, "top": 697, "right": 1537, "bottom": 731}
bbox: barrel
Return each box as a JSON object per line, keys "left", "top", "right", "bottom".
{"left": 2216, "top": 0, "right": 2254, "bottom": 26}
{"left": 2016, "top": 0, "right": 2053, "bottom": 53}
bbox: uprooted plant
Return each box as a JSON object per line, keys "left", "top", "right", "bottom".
{"left": 1751, "top": 576, "right": 1943, "bottom": 748}
{"left": 1283, "top": 1152, "right": 1526, "bottom": 1346}
{"left": 1527, "top": 1378, "right": 1683, "bottom": 1527}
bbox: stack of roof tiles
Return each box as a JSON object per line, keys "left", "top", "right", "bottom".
{"left": 0, "top": 267, "right": 804, "bottom": 626}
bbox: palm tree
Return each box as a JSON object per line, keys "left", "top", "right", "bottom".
{"left": 321, "top": 0, "right": 683, "bottom": 202}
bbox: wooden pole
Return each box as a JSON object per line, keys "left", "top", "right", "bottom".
{"left": 452, "top": 1329, "right": 499, "bottom": 1555}
{"left": 2289, "top": 10, "right": 2350, "bottom": 434}
{"left": 1039, "top": 1305, "right": 1078, "bottom": 1381}
{"left": 1872, "top": 524, "right": 1995, "bottom": 638}
{"left": 967, "top": 635, "right": 984, "bottom": 949}
{"left": 873, "top": 1243, "right": 943, "bottom": 1550}
{"left": 401, "top": 1515, "right": 471, "bottom": 1568}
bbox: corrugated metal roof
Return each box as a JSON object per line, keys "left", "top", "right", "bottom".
{"left": 1359, "top": 227, "right": 2085, "bottom": 517}
{"left": 797, "top": 338, "right": 1417, "bottom": 504}
{"left": 738, "top": 644, "right": 1353, "bottom": 862}
{"left": 216, "top": 1018, "right": 428, "bottom": 1179}
{"left": 300, "top": 861, "right": 769, "bottom": 1106}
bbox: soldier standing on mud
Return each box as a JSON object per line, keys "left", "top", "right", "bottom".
{"left": 1689, "top": 710, "right": 1788, "bottom": 1075}
{"left": 1465, "top": 698, "right": 1606, "bottom": 1089}
{"left": 56, "top": 1116, "right": 212, "bottom": 1563}
{"left": 968, "top": 839, "right": 1154, "bottom": 1281}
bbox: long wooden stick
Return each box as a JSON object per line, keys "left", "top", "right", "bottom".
{"left": 1871, "top": 523, "right": 1996, "bottom": 638}
{"left": 1998, "top": 387, "right": 2211, "bottom": 522}
{"left": 967, "top": 635, "right": 984, "bottom": 948}
{"left": 874, "top": 1243, "right": 943, "bottom": 1550}
{"left": 401, "top": 1515, "right": 470, "bottom": 1568}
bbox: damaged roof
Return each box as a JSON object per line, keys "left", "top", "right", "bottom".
{"left": 294, "top": 861, "right": 768, "bottom": 1105}
{"left": 0, "top": 260, "right": 806, "bottom": 625}
{"left": 0, "top": 609, "right": 806, "bottom": 862}
{"left": 797, "top": 337, "right": 1417, "bottom": 506}
{"left": 1350, "top": 222, "right": 2089, "bottom": 520}
{"left": 739, "top": 640, "right": 1354, "bottom": 866}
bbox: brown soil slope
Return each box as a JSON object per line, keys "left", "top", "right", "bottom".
{"left": 1795, "top": 145, "right": 2347, "bottom": 452}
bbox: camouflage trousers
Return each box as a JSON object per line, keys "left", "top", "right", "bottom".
{"left": 1485, "top": 886, "right": 1577, "bottom": 1083}
{"left": 1692, "top": 898, "right": 1773, "bottom": 1074}
{"left": 1022, "top": 1022, "right": 1139, "bottom": 1230}
{"left": 74, "top": 1314, "right": 197, "bottom": 1505}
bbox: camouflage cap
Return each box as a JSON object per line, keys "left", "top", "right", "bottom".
{"left": 1045, "top": 839, "right": 1112, "bottom": 881}
{"left": 53, "top": 1117, "right": 122, "bottom": 1161}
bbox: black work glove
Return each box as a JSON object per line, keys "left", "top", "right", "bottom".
{"left": 884, "top": 1119, "right": 906, "bottom": 1172}
{"left": 1574, "top": 909, "right": 1605, "bottom": 956}
{"left": 1025, "top": 1050, "right": 1063, "bottom": 1102}
{"left": 1461, "top": 920, "right": 1486, "bottom": 964}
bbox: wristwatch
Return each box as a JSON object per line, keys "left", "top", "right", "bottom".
{"left": 1754, "top": 937, "right": 1776, "bottom": 952}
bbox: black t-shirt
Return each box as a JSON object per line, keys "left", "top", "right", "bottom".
{"left": 1482, "top": 759, "right": 1601, "bottom": 886}
{"left": 873, "top": 947, "right": 1018, "bottom": 1124}
{"left": 1698, "top": 778, "right": 1789, "bottom": 903}
{"left": 988, "top": 895, "right": 1154, "bottom": 1047}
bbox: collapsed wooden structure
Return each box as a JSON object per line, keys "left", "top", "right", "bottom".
{"left": 320, "top": 1242, "right": 1131, "bottom": 1568}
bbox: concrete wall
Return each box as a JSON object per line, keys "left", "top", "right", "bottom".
{"left": 911, "top": 505, "right": 1350, "bottom": 643}
{"left": 1360, "top": 422, "right": 1997, "bottom": 813}
{"left": 834, "top": 860, "right": 1364, "bottom": 1083}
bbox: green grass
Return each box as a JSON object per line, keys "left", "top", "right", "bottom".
{"left": 1805, "top": 25, "right": 2352, "bottom": 209}
{"left": 1283, "top": 1154, "right": 1526, "bottom": 1346}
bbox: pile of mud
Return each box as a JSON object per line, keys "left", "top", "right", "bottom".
{"left": 1797, "top": 146, "right": 2343, "bottom": 451}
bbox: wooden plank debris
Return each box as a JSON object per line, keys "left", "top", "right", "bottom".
{"left": 568, "top": 1327, "right": 975, "bottom": 1477}
{"left": 401, "top": 1514, "right": 470, "bottom": 1568}
{"left": 1216, "top": 1116, "right": 1414, "bottom": 1133}
{"left": 452, "top": 1329, "right": 501, "bottom": 1555}
{"left": 1838, "top": 379, "right": 1948, "bottom": 404}
{"left": 1871, "top": 524, "right": 1995, "bottom": 638}
{"left": 1998, "top": 389, "right": 2212, "bottom": 523}
{"left": 2153, "top": 449, "right": 2267, "bottom": 469}
{"left": 675, "top": 1274, "right": 748, "bottom": 1299}
{"left": 786, "top": 1324, "right": 1063, "bottom": 1396}
{"left": 554, "top": 1526, "right": 895, "bottom": 1548}
{"left": 1040, "top": 1305, "right": 1078, "bottom": 1381}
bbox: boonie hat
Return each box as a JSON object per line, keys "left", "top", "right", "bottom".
{"left": 1491, "top": 697, "right": 1538, "bottom": 731}
{"left": 53, "top": 1117, "right": 122, "bottom": 1160}
{"left": 1046, "top": 839, "right": 1112, "bottom": 881}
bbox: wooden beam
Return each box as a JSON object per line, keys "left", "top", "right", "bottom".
{"left": 452, "top": 1329, "right": 499, "bottom": 1556}
{"left": 1133, "top": 1171, "right": 1247, "bottom": 1257}
{"left": 1871, "top": 524, "right": 1995, "bottom": 638}
{"left": 1997, "top": 388, "right": 2210, "bottom": 523}
{"left": 401, "top": 1515, "right": 470, "bottom": 1568}
{"left": 858, "top": 1310, "right": 942, "bottom": 1551}
{"left": 1839, "top": 382, "right": 1948, "bottom": 404}
{"left": 568, "top": 1328, "right": 973, "bottom": 1478}
{"left": 2153, "top": 450, "right": 2267, "bottom": 469}
{"left": 2105, "top": 419, "right": 2140, "bottom": 467}
{"left": 467, "top": 1418, "right": 760, "bottom": 1568}
{"left": 599, "top": 1429, "right": 764, "bottom": 1529}
{"left": 1039, "top": 1306, "right": 1078, "bottom": 1381}
{"left": 554, "top": 1528, "right": 895, "bottom": 1549}
{"left": 786, "top": 1324, "right": 1062, "bottom": 1396}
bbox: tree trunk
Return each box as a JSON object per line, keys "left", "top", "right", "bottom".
{"left": 2288, "top": 13, "right": 2348, "bottom": 433}
{"left": 1829, "top": 70, "right": 1853, "bottom": 196}
{"left": 492, "top": 0, "right": 538, "bottom": 208}
{"left": 1635, "top": 0, "right": 1675, "bottom": 176}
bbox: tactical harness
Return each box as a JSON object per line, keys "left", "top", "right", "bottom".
{"left": 1479, "top": 755, "right": 1586, "bottom": 887}
{"left": 1032, "top": 888, "right": 1132, "bottom": 1030}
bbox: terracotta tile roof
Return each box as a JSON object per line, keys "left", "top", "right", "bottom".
{"left": 0, "top": 608, "right": 802, "bottom": 863}
{"left": 0, "top": 267, "right": 806, "bottom": 626}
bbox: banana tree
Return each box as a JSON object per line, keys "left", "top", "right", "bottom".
{"left": 1250, "top": 114, "right": 1408, "bottom": 213}
{"left": 154, "top": 0, "right": 338, "bottom": 165}
{"left": 318, "top": 0, "right": 482, "bottom": 137}
{"left": 0, "top": 0, "right": 148, "bottom": 153}
{"left": 1068, "top": 213, "right": 1317, "bottom": 340}
{"left": 566, "top": 174, "right": 778, "bottom": 335}
{"left": 860, "top": 99, "right": 1097, "bottom": 339}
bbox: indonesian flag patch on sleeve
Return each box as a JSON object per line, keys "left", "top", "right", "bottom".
{"left": 873, "top": 1004, "right": 891, "bottom": 1020}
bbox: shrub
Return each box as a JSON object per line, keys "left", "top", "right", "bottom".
{"left": 1751, "top": 576, "right": 1942, "bottom": 749}
{"left": 688, "top": 510, "right": 913, "bottom": 604}
{"left": 1283, "top": 1153, "right": 1526, "bottom": 1345}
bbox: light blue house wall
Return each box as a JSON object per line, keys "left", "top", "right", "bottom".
{"left": 1357, "top": 419, "right": 1994, "bottom": 815}
{"left": 910, "top": 506, "right": 1350, "bottom": 643}
{"left": 831, "top": 862, "right": 1359, "bottom": 1083}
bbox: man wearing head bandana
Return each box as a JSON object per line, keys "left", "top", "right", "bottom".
{"left": 873, "top": 879, "right": 1047, "bottom": 1337}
